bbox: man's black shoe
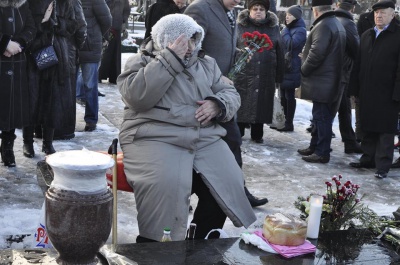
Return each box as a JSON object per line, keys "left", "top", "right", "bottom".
{"left": 98, "top": 91, "right": 106, "bottom": 97}
{"left": 345, "top": 143, "right": 363, "bottom": 154}
{"left": 277, "top": 125, "right": 294, "bottom": 132}
{"left": 76, "top": 98, "right": 86, "bottom": 106}
{"left": 252, "top": 138, "right": 264, "bottom": 144}
{"left": 374, "top": 170, "right": 388, "bottom": 179}
{"left": 244, "top": 186, "right": 268, "bottom": 207}
{"left": 297, "top": 147, "right": 315, "bottom": 156}
{"left": 302, "top": 153, "right": 330, "bottom": 164}
{"left": 349, "top": 162, "right": 375, "bottom": 168}
{"left": 84, "top": 123, "right": 97, "bottom": 132}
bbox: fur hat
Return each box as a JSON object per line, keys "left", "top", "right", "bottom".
{"left": 287, "top": 5, "right": 303, "bottom": 19}
{"left": 312, "top": 0, "right": 332, "bottom": 7}
{"left": 372, "top": 0, "right": 395, "bottom": 10}
{"left": 151, "top": 14, "right": 204, "bottom": 53}
{"left": 247, "top": 0, "right": 270, "bottom": 11}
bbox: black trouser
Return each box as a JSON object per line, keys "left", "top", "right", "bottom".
{"left": 360, "top": 132, "right": 394, "bottom": 173}
{"left": 190, "top": 171, "right": 227, "bottom": 239}
{"left": 337, "top": 88, "right": 357, "bottom": 147}
{"left": 136, "top": 171, "right": 227, "bottom": 243}
{"left": 237, "top": 122, "right": 263, "bottom": 141}
{"left": 280, "top": 87, "right": 296, "bottom": 127}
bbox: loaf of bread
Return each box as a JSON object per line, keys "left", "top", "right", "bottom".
{"left": 262, "top": 213, "right": 307, "bottom": 246}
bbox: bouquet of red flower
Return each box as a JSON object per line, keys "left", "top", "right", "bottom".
{"left": 294, "top": 174, "right": 379, "bottom": 232}
{"left": 227, "top": 31, "right": 273, "bottom": 80}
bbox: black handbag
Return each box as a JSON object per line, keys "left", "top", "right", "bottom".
{"left": 33, "top": 44, "right": 58, "bottom": 70}
{"left": 284, "top": 38, "right": 292, "bottom": 72}
{"left": 33, "top": 0, "right": 58, "bottom": 70}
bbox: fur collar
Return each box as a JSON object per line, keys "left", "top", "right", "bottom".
{"left": 237, "top": 9, "right": 279, "bottom": 28}
{"left": 0, "top": 0, "right": 27, "bottom": 8}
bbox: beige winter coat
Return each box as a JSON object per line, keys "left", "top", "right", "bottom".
{"left": 117, "top": 40, "right": 256, "bottom": 241}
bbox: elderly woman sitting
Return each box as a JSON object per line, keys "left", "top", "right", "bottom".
{"left": 118, "top": 14, "right": 256, "bottom": 242}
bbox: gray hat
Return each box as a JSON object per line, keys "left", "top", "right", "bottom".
{"left": 287, "top": 5, "right": 303, "bottom": 19}
{"left": 372, "top": 0, "right": 395, "bottom": 10}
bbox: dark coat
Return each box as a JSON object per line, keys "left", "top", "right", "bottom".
{"left": 106, "top": 0, "right": 130, "bottom": 31}
{"left": 235, "top": 10, "right": 285, "bottom": 124}
{"left": 335, "top": 8, "right": 359, "bottom": 85}
{"left": 357, "top": 11, "right": 374, "bottom": 36}
{"left": 0, "top": 0, "right": 36, "bottom": 131}
{"left": 27, "top": 0, "right": 85, "bottom": 130}
{"left": 350, "top": 19, "right": 400, "bottom": 133}
{"left": 144, "top": 0, "right": 180, "bottom": 39}
{"left": 280, "top": 18, "right": 306, "bottom": 90}
{"left": 78, "top": 0, "right": 111, "bottom": 63}
{"left": 185, "top": 0, "right": 237, "bottom": 76}
{"left": 98, "top": 0, "right": 130, "bottom": 83}
{"left": 300, "top": 11, "right": 346, "bottom": 104}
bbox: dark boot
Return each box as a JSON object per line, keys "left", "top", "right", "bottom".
{"left": 23, "top": 126, "right": 35, "bottom": 158}
{"left": 34, "top": 125, "right": 42, "bottom": 138}
{"left": 1, "top": 131, "right": 16, "bottom": 167}
{"left": 42, "top": 127, "right": 56, "bottom": 155}
{"left": 244, "top": 186, "right": 268, "bottom": 207}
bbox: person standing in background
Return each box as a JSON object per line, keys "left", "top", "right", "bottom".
{"left": 297, "top": 0, "right": 346, "bottom": 164}
{"left": 0, "top": 0, "right": 36, "bottom": 167}
{"left": 25, "top": 0, "right": 85, "bottom": 156}
{"left": 279, "top": 5, "right": 306, "bottom": 132}
{"left": 98, "top": 0, "right": 130, "bottom": 85}
{"left": 76, "top": 0, "right": 111, "bottom": 132}
{"left": 144, "top": 0, "right": 180, "bottom": 39}
{"left": 185, "top": 0, "right": 269, "bottom": 207}
{"left": 334, "top": 0, "right": 362, "bottom": 154}
{"left": 349, "top": 0, "right": 400, "bottom": 179}
{"left": 236, "top": 0, "right": 285, "bottom": 141}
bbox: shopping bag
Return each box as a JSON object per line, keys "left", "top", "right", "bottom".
{"left": 271, "top": 88, "right": 285, "bottom": 129}
{"left": 32, "top": 202, "right": 52, "bottom": 248}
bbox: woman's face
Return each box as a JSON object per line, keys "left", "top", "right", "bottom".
{"left": 249, "top": 4, "right": 267, "bottom": 21}
{"left": 286, "top": 13, "right": 296, "bottom": 24}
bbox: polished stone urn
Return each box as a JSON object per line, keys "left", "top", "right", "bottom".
{"left": 45, "top": 150, "right": 114, "bottom": 265}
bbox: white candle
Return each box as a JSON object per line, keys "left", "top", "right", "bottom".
{"left": 306, "top": 195, "right": 323, "bottom": 239}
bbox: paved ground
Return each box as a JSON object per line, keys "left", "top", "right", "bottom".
{"left": 0, "top": 53, "right": 399, "bottom": 246}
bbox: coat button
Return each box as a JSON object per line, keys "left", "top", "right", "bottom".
{"left": 258, "top": 61, "right": 260, "bottom": 64}
{"left": 255, "top": 89, "right": 259, "bottom": 92}
{"left": 8, "top": 17, "right": 14, "bottom": 22}
{"left": 7, "top": 70, "right": 13, "bottom": 75}
{"left": 256, "top": 75, "right": 259, "bottom": 78}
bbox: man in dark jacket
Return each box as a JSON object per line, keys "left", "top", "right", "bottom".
{"left": 297, "top": 0, "right": 346, "bottom": 163}
{"left": 349, "top": 0, "right": 400, "bottom": 179}
{"left": 334, "top": 0, "right": 361, "bottom": 154}
{"left": 77, "top": 0, "right": 112, "bottom": 132}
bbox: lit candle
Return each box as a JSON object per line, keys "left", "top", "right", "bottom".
{"left": 306, "top": 195, "right": 323, "bottom": 239}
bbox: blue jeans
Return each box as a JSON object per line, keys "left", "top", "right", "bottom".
{"left": 76, "top": 63, "right": 99, "bottom": 124}
{"left": 310, "top": 102, "right": 333, "bottom": 157}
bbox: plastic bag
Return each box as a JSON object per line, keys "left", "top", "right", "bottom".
{"left": 271, "top": 88, "right": 285, "bottom": 129}
{"left": 32, "top": 202, "right": 52, "bottom": 248}
{"left": 205, "top": 229, "right": 229, "bottom": 239}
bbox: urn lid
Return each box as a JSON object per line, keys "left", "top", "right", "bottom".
{"left": 46, "top": 150, "right": 114, "bottom": 171}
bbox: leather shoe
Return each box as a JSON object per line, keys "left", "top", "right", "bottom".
{"left": 297, "top": 147, "right": 315, "bottom": 156}
{"left": 23, "top": 143, "right": 35, "bottom": 158}
{"left": 374, "top": 170, "right": 388, "bottom": 179}
{"left": 302, "top": 153, "right": 330, "bottom": 163}
{"left": 84, "top": 123, "right": 97, "bottom": 132}
{"left": 244, "top": 186, "right": 268, "bottom": 207}
{"left": 98, "top": 91, "right": 106, "bottom": 97}
{"left": 345, "top": 143, "right": 363, "bottom": 154}
{"left": 277, "top": 125, "right": 294, "bottom": 132}
{"left": 252, "top": 138, "right": 264, "bottom": 144}
{"left": 391, "top": 158, "right": 400, "bottom": 168}
{"left": 349, "top": 162, "right": 375, "bottom": 168}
